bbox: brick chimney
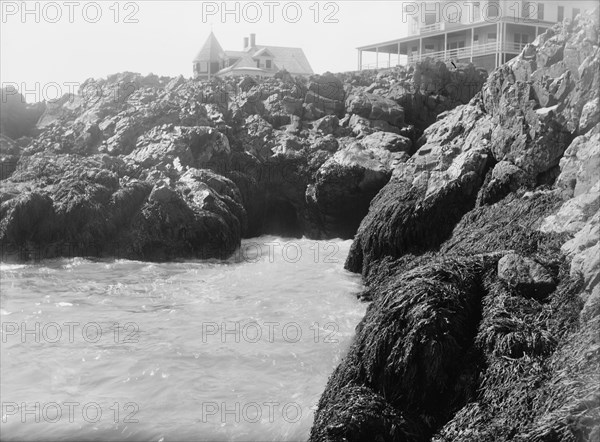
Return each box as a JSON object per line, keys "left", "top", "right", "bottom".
{"left": 250, "top": 33, "right": 256, "bottom": 48}
{"left": 244, "top": 37, "right": 249, "bottom": 49}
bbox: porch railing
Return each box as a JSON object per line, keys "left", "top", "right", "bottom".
{"left": 419, "top": 22, "right": 443, "bottom": 34}
{"left": 405, "top": 41, "right": 528, "bottom": 64}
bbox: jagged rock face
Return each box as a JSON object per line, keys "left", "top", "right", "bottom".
{"left": 346, "top": 11, "right": 600, "bottom": 277}
{"left": 0, "top": 52, "right": 487, "bottom": 260}
{"left": 555, "top": 123, "right": 600, "bottom": 197}
{"left": 0, "top": 155, "right": 245, "bottom": 261}
{"left": 314, "top": 11, "right": 600, "bottom": 442}
{"left": 346, "top": 102, "right": 494, "bottom": 274}
{"left": 359, "top": 131, "right": 413, "bottom": 154}
{"left": 540, "top": 123, "right": 600, "bottom": 302}
{"left": 353, "top": 59, "right": 488, "bottom": 134}
{"left": 126, "top": 125, "right": 230, "bottom": 171}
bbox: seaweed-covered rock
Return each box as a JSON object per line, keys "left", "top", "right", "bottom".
{"left": 346, "top": 102, "right": 493, "bottom": 275}
{"left": 316, "top": 11, "right": 600, "bottom": 442}
{"left": 497, "top": 253, "right": 556, "bottom": 298}
{"left": 311, "top": 257, "right": 490, "bottom": 441}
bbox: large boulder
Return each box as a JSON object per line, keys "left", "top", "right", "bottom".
{"left": 306, "top": 140, "right": 406, "bottom": 238}
{"left": 346, "top": 92, "right": 405, "bottom": 128}
{"left": 347, "top": 102, "right": 493, "bottom": 275}
{"left": 497, "top": 252, "right": 556, "bottom": 299}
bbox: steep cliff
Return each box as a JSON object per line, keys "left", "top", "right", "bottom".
{"left": 312, "top": 12, "right": 599, "bottom": 442}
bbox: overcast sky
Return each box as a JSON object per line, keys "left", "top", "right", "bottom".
{"left": 1, "top": 1, "right": 411, "bottom": 101}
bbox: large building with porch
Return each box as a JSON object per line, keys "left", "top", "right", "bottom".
{"left": 357, "top": 1, "right": 598, "bottom": 72}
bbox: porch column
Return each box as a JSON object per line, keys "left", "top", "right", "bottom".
{"left": 496, "top": 22, "right": 501, "bottom": 68}
{"left": 419, "top": 38, "right": 423, "bottom": 62}
{"left": 397, "top": 42, "right": 401, "bottom": 66}
{"left": 388, "top": 52, "right": 391, "bottom": 68}
{"left": 470, "top": 28, "right": 474, "bottom": 62}
{"left": 444, "top": 33, "right": 448, "bottom": 61}
{"left": 358, "top": 50, "right": 362, "bottom": 70}
{"left": 376, "top": 46, "right": 379, "bottom": 68}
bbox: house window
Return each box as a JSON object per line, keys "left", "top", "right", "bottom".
{"left": 425, "top": 44, "right": 435, "bottom": 53}
{"left": 488, "top": 33, "right": 497, "bottom": 42}
{"left": 474, "top": 34, "right": 479, "bottom": 44}
{"left": 537, "top": 3, "right": 544, "bottom": 20}
{"left": 266, "top": 59, "right": 272, "bottom": 69}
{"left": 573, "top": 8, "right": 580, "bottom": 19}
{"left": 199, "top": 62, "right": 208, "bottom": 73}
{"left": 558, "top": 6, "right": 564, "bottom": 21}
{"left": 411, "top": 46, "right": 418, "bottom": 53}
{"left": 256, "top": 60, "right": 261, "bottom": 68}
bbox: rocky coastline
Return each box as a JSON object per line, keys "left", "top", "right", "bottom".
{"left": 0, "top": 55, "right": 485, "bottom": 261}
{"left": 1, "top": 11, "right": 598, "bottom": 442}
{"left": 312, "top": 12, "right": 599, "bottom": 442}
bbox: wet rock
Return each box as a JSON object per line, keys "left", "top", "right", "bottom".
{"left": 497, "top": 253, "right": 556, "bottom": 298}
{"left": 306, "top": 140, "right": 406, "bottom": 239}
{"left": 346, "top": 102, "right": 493, "bottom": 274}
{"left": 477, "top": 160, "right": 530, "bottom": 205}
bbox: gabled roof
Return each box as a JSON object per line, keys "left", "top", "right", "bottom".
{"left": 193, "top": 32, "right": 225, "bottom": 62}
{"left": 224, "top": 50, "right": 248, "bottom": 59}
{"left": 193, "top": 34, "right": 314, "bottom": 76}
{"left": 231, "top": 53, "right": 261, "bottom": 69}
{"left": 253, "top": 47, "right": 275, "bottom": 58}
{"left": 251, "top": 45, "right": 313, "bottom": 75}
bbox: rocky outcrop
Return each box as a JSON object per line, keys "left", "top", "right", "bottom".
{"left": 306, "top": 139, "right": 408, "bottom": 238}
{"left": 0, "top": 87, "right": 45, "bottom": 140}
{"left": 346, "top": 11, "right": 599, "bottom": 277}
{"left": 2, "top": 54, "right": 485, "bottom": 260}
{"left": 313, "top": 10, "right": 600, "bottom": 442}
{"left": 346, "top": 102, "right": 494, "bottom": 274}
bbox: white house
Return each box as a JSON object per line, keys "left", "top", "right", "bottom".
{"left": 357, "top": 1, "right": 598, "bottom": 72}
{"left": 193, "top": 33, "right": 314, "bottom": 79}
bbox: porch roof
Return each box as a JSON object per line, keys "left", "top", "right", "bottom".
{"left": 357, "top": 17, "right": 555, "bottom": 53}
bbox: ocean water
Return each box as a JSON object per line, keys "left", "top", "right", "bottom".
{"left": 0, "top": 237, "right": 366, "bottom": 441}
